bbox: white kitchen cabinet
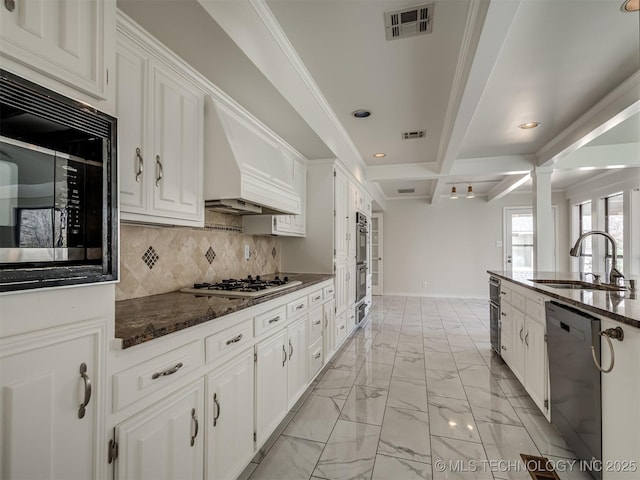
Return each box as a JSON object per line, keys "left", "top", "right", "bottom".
{"left": 0, "top": 321, "right": 105, "bottom": 480}
{"left": 0, "top": 0, "right": 112, "bottom": 100}
{"left": 335, "top": 260, "right": 349, "bottom": 315}
{"left": 287, "top": 317, "right": 307, "bottom": 408}
{"left": 335, "top": 311, "right": 348, "bottom": 346}
{"left": 116, "top": 20, "right": 204, "bottom": 227}
{"left": 500, "top": 281, "right": 549, "bottom": 417}
{"left": 323, "top": 298, "right": 337, "bottom": 361}
{"left": 206, "top": 350, "right": 255, "bottom": 480}
{"left": 255, "top": 331, "right": 288, "bottom": 446}
{"left": 242, "top": 159, "right": 307, "bottom": 237}
{"left": 347, "top": 181, "right": 358, "bottom": 260}
{"left": 347, "top": 259, "right": 357, "bottom": 309}
{"left": 334, "top": 169, "right": 349, "bottom": 261}
{"left": 115, "top": 379, "right": 204, "bottom": 480}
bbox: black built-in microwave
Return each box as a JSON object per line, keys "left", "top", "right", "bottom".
{"left": 0, "top": 70, "right": 118, "bottom": 291}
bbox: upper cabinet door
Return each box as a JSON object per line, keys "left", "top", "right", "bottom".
{"left": 116, "top": 36, "right": 148, "bottom": 214}
{"left": 151, "top": 63, "right": 204, "bottom": 220}
{"left": 334, "top": 170, "right": 348, "bottom": 260}
{"left": 0, "top": 0, "right": 110, "bottom": 99}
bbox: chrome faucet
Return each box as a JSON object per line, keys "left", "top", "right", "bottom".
{"left": 570, "top": 231, "right": 624, "bottom": 285}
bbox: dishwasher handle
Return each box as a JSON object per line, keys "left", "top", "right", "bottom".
{"left": 591, "top": 327, "right": 624, "bottom": 374}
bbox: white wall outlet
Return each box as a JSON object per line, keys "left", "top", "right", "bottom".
{"left": 244, "top": 245, "right": 250, "bottom": 261}
{"left": 422, "top": 281, "right": 428, "bottom": 288}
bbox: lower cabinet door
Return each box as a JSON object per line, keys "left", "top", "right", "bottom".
{"left": 116, "top": 379, "right": 204, "bottom": 480}
{"left": 511, "top": 309, "right": 526, "bottom": 384}
{"left": 524, "top": 317, "right": 547, "bottom": 413}
{"left": 0, "top": 323, "right": 104, "bottom": 480}
{"left": 255, "top": 331, "right": 288, "bottom": 446}
{"left": 206, "top": 350, "right": 255, "bottom": 480}
{"left": 323, "top": 299, "right": 336, "bottom": 361}
{"left": 287, "top": 317, "right": 307, "bottom": 408}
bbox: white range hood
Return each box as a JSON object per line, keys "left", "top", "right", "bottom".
{"left": 203, "top": 98, "right": 302, "bottom": 215}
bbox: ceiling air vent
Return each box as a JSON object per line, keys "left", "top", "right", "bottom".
{"left": 402, "top": 130, "right": 426, "bottom": 140}
{"left": 398, "top": 188, "right": 415, "bottom": 194}
{"left": 384, "top": 3, "right": 434, "bottom": 41}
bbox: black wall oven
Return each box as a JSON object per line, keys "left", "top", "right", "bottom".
{"left": 356, "top": 212, "right": 368, "bottom": 265}
{"left": 0, "top": 70, "right": 118, "bottom": 291}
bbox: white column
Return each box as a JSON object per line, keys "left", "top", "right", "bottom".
{"left": 532, "top": 166, "right": 554, "bottom": 271}
{"left": 627, "top": 187, "right": 640, "bottom": 275}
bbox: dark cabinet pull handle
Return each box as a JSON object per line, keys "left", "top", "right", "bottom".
{"left": 501, "top": 312, "right": 506, "bottom": 317}
{"left": 296, "top": 303, "right": 304, "bottom": 310}
{"left": 525, "top": 332, "right": 529, "bottom": 346}
{"left": 268, "top": 316, "right": 280, "bottom": 324}
{"left": 314, "top": 320, "right": 322, "bottom": 326}
{"left": 190, "top": 408, "right": 198, "bottom": 447}
{"left": 314, "top": 295, "right": 321, "bottom": 301}
{"left": 135, "top": 147, "right": 144, "bottom": 182}
{"left": 155, "top": 155, "right": 163, "bottom": 186}
{"left": 225, "top": 334, "right": 243, "bottom": 345}
{"left": 289, "top": 339, "right": 294, "bottom": 359}
{"left": 4, "top": 0, "right": 16, "bottom": 12}
{"left": 213, "top": 393, "right": 221, "bottom": 427}
{"left": 282, "top": 345, "right": 287, "bottom": 367}
{"left": 152, "top": 362, "right": 183, "bottom": 380}
{"left": 519, "top": 327, "right": 524, "bottom": 342}
{"left": 78, "top": 363, "right": 92, "bottom": 419}
{"left": 314, "top": 352, "right": 321, "bottom": 360}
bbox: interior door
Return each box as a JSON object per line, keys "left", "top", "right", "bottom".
{"left": 371, "top": 213, "right": 383, "bottom": 295}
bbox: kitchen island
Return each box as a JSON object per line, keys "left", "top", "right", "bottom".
{"left": 488, "top": 270, "right": 640, "bottom": 479}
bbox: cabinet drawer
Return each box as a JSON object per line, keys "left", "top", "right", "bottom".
{"left": 500, "top": 285, "right": 512, "bottom": 304}
{"left": 307, "top": 337, "right": 323, "bottom": 380}
{"left": 323, "top": 285, "right": 335, "bottom": 299}
{"left": 308, "top": 290, "right": 323, "bottom": 307}
{"left": 287, "top": 297, "right": 308, "bottom": 318}
{"left": 205, "top": 319, "right": 253, "bottom": 364}
{"left": 510, "top": 291, "right": 526, "bottom": 312}
{"left": 254, "top": 306, "right": 287, "bottom": 337}
{"left": 526, "top": 297, "right": 545, "bottom": 324}
{"left": 308, "top": 307, "right": 323, "bottom": 345}
{"left": 113, "top": 340, "right": 203, "bottom": 412}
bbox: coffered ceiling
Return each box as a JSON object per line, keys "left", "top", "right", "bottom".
{"left": 120, "top": 0, "right": 640, "bottom": 207}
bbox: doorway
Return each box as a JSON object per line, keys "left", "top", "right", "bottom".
{"left": 503, "top": 207, "right": 557, "bottom": 273}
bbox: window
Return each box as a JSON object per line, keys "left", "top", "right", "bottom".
{"left": 605, "top": 193, "right": 624, "bottom": 271}
{"left": 578, "top": 202, "right": 592, "bottom": 273}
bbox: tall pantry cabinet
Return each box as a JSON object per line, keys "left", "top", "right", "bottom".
{"left": 281, "top": 160, "right": 361, "bottom": 353}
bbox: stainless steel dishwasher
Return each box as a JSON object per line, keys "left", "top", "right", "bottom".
{"left": 546, "top": 301, "right": 601, "bottom": 479}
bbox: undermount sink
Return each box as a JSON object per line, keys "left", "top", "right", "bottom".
{"left": 529, "top": 279, "right": 625, "bottom": 291}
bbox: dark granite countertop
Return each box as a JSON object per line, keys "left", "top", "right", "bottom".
{"left": 115, "top": 273, "right": 333, "bottom": 349}
{"left": 488, "top": 270, "right": 639, "bottom": 329}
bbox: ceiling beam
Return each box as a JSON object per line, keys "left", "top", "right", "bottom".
{"left": 555, "top": 143, "right": 640, "bottom": 170}
{"left": 366, "top": 155, "right": 532, "bottom": 182}
{"left": 536, "top": 70, "right": 640, "bottom": 168}
{"left": 486, "top": 174, "right": 531, "bottom": 202}
{"left": 430, "top": 0, "right": 523, "bottom": 204}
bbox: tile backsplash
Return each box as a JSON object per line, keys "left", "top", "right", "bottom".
{"left": 117, "top": 211, "right": 280, "bottom": 301}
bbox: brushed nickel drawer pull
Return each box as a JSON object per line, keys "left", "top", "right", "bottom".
{"left": 268, "top": 316, "right": 281, "bottom": 324}
{"left": 213, "top": 393, "right": 221, "bottom": 427}
{"left": 155, "top": 155, "right": 163, "bottom": 186}
{"left": 226, "top": 334, "right": 243, "bottom": 345}
{"left": 314, "top": 320, "right": 322, "bottom": 326}
{"left": 135, "top": 147, "right": 144, "bottom": 182}
{"left": 152, "top": 362, "right": 183, "bottom": 380}
{"left": 282, "top": 345, "right": 287, "bottom": 367}
{"left": 340, "top": 325, "right": 345, "bottom": 330}
{"left": 289, "top": 339, "right": 294, "bottom": 359}
{"left": 78, "top": 363, "right": 92, "bottom": 419}
{"left": 313, "top": 295, "right": 321, "bottom": 301}
{"left": 314, "top": 352, "right": 321, "bottom": 360}
{"left": 190, "top": 408, "right": 199, "bottom": 447}
{"left": 296, "top": 303, "right": 305, "bottom": 310}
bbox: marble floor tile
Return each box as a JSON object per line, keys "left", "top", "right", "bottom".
{"left": 339, "top": 385, "right": 388, "bottom": 425}
{"left": 477, "top": 422, "right": 540, "bottom": 480}
{"left": 545, "top": 455, "right": 595, "bottom": 480}
{"left": 371, "top": 332, "right": 399, "bottom": 350}
{"left": 428, "top": 396, "right": 481, "bottom": 443}
{"left": 251, "top": 410, "right": 295, "bottom": 463}
{"left": 364, "top": 345, "right": 397, "bottom": 366}
{"left": 372, "top": 454, "right": 432, "bottom": 480}
{"left": 431, "top": 435, "right": 493, "bottom": 480}
{"left": 387, "top": 376, "right": 429, "bottom": 412}
{"left": 378, "top": 406, "right": 432, "bottom": 463}
{"left": 313, "top": 420, "right": 381, "bottom": 480}
{"left": 464, "top": 385, "right": 523, "bottom": 426}
{"left": 425, "top": 351, "right": 458, "bottom": 372}
{"left": 426, "top": 369, "right": 467, "bottom": 400}
{"left": 393, "top": 355, "right": 427, "bottom": 380}
{"left": 400, "top": 332, "right": 427, "bottom": 345}
{"left": 484, "top": 356, "right": 517, "bottom": 379}
{"left": 313, "top": 368, "right": 357, "bottom": 400}
{"left": 457, "top": 364, "right": 498, "bottom": 388}
{"left": 496, "top": 378, "right": 540, "bottom": 410}
{"left": 249, "top": 435, "right": 324, "bottom": 480}
{"left": 355, "top": 362, "right": 394, "bottom": 388}
{"left": 397, "top": 342, "right": 426, "bottom": 358}
{"left": 284, "top": 395, "right": 345, "bottom": 443}
{"left": 452, "top": 349, "right": 485, "bottom": 366}
{"left": 331, "top": 349, "right": 367, "bottom": 372}
{"left": 424, "top": 337, "right": 451, "bottom": 353}
{"left": 514, "top": 407, "right": 577, "bottom": 458}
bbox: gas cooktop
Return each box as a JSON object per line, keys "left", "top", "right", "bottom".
{"left": 180, "top": 275, "right": 302, "bottom": 298}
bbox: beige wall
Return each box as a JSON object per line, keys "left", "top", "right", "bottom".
{"left": 381, "top": 192, "right": 569, "bottom": 298}
{"left": 117, "top": 212, "right": 280, "bottom": 300}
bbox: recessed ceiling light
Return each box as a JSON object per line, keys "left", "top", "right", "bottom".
{"left": 519, "top": 122, "right": 540, "bottom": 130}
{"left": 352, "top": 109, "right": 371, "bottom": 118}
{"left": 622, "top": 0, "right": 639, "bottom": 12}
{"left": 373, "top": 153, "right": 386, "bottom": 158}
